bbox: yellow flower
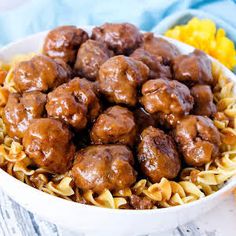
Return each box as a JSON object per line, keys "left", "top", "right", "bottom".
{"left": 165, "top": 17, "right": 236, "bottom": 70}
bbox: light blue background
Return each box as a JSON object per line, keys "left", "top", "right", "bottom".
{"left": 0, "top": 0, "right": 236, "bottom": 46}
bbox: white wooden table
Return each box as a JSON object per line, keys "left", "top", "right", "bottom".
{"left": 0, "top": 188, "right": 235, "bottom": 236}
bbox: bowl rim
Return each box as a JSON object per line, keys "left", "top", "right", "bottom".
{"left": 0, "top": 26, "right": 236, "bottom": 215}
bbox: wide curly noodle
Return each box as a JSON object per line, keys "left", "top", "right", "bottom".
{"left": 0, "top": 56, "right": 236, "bottom": 209}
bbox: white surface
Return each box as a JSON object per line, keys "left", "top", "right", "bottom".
{"left": 0, "top": 27, "right": 236, "bottom": 235}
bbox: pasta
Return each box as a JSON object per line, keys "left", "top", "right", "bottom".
{"left": 83, "top": 189, "right": 127, "bottom": 209}
{"left": 0, "top": 53, "right": 236, "bottom": 209}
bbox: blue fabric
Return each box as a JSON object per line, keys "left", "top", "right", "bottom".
{"left": 0, "top": 0, "right": 236, "bottom": 46}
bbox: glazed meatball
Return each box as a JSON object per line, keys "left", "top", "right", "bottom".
{"left": 190, "top": 85, "right": 216, "bottom": 117}
{"left": 140, "top": 79, "right": 193, "bottom": 116}
{"left": 13, "top": 55, "right": 71, "bottom": 93}
{"left": 23, "top": 118, "right": 75, "bottom": 174}
{"left": 46, "top": 78, "right": 100, "bottom": 130}
{"left": 91, "top": 23, "right": 143, "bottom": 55}
{"left": 98, "top": 55, "right": 149, "bottom": 106}
{"left": 173, "top": 49, "right": 213, "bottom": 86}
{"left": 174, "top": 115, "right": 221, "bottom": 167}
{"left": 138, "top": 126, "right": 181, "bottom": 183}
{"left": 43, "top": 25, "right": 89, "bottom": 64}
{"left": 72, "top": 145, "right": 136, "bottom": 193}
{"left": 142, "top": 33, "right": 180, "bottom": 62}
{"left": 3, "top": 92, "right": 46, "bottom": 139}
{"left": 74, "top": 39, "right": 113, "bottom": 81}
{"left": 130, "top": 48, "right": 172, "bottom": 79}
{"left": 90, "top": 106, "right": 136, "bottom": 146}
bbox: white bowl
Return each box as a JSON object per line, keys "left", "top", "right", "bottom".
{"left": 0, "top": 26, "right": 236, "bottom": 236}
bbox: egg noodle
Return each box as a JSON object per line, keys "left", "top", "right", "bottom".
{"left": 0, "top": 54, "right": 236, "bottom": 209}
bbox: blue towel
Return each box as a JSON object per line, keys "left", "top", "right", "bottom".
{"left": 0, "top": 0, "right": 236, "bottom": 46}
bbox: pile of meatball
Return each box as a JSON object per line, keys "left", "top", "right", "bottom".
{"left": 2, "top": 23, "right": 221, "bottom": 208}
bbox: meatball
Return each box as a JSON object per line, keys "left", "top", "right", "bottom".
{"left": 74, "top": 39, "right": 113, "bottom": 81}
{"left": 140, "top": 79, "right": 193, "bottom": 116}
{"left": 173, "top": 49, "right": 213, "bottom": 86}
{"left": 138, "top": 126, "right": 181, "bottom": 183}
{"left": 142, "top": 33, "right": 180, "bottom": 62}
{"left": 98, "top": 55, "right": 149, "bottom": 106}
{"left": 173, "top": 115, "right": 221, "bottom": 167}
{"left": 43, "top": 25, "right": 89, "bottom": 64}
{"left": 191, "top": 85, "right": 216, "bottom": 117}
{"left": 23, "top": 118, "right": 75, "bottom": 174}
{"left": 13, "top": 55, "right": 71, "bottom": 93}
{"left": 91, "top": 23, "right": 142, "bottom": 55}
{"left": 46, "top": 78, "right": 100, "bottom": 130}
{"left": 3, "top": 92, "right": 46, "bottom": 139}
{"left": 130, "top": 48, "right": 172, "bottom": 79}
{"left": 90, "top": 106, "right": 136, "bottom": 146}
{"left": 72, "top": 145, "right": 136, "bottom": 193}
